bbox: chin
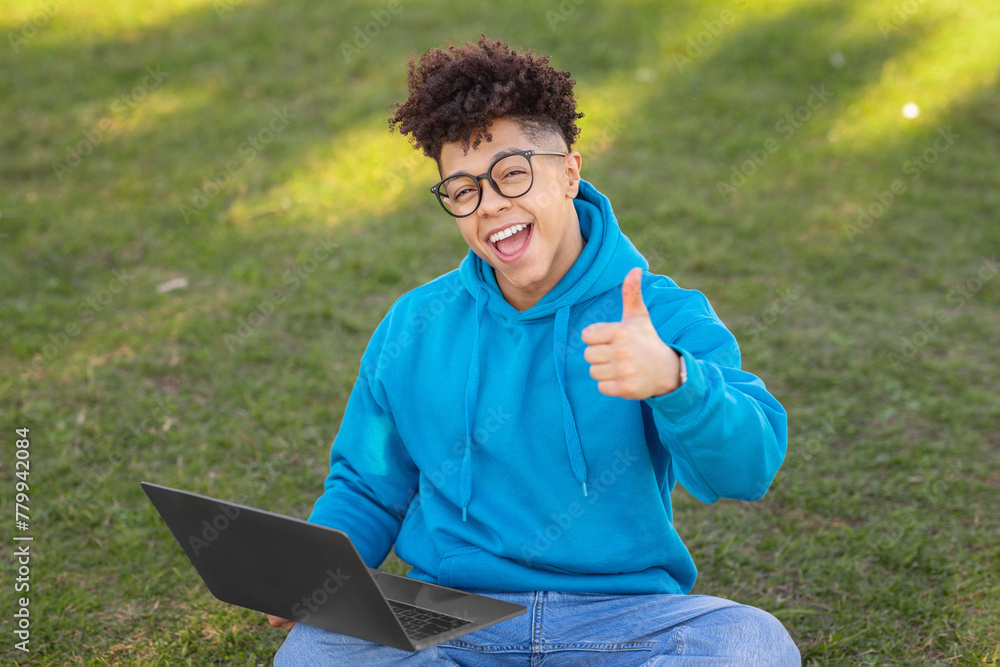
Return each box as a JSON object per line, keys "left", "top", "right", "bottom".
{"left": 499, "top": 263, "right": 547, "bottom": 289}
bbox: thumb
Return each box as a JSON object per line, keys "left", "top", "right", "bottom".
{"left": 620, "top": 267, "right": 648, "bottom": 320}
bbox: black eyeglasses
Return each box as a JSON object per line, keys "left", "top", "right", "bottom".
{"left": 429, "top": 150, "right": 567, "bottom": 218}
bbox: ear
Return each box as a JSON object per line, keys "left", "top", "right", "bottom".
{"left": 564, "top": 151, "right": 583, "bottom": 198}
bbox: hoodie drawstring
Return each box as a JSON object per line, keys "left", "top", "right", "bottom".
{"left": 459, "top": 296, "right": 590, "bottom": 522}
{"left": 554, "top": 306, "right": 589, "bottom": 496}
{"left": 459, "top": 290, "right": 488, "bottom": 521}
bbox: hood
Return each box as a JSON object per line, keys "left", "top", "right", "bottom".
{"left": 453, "top": 180, "right": 648, "bottom": 520}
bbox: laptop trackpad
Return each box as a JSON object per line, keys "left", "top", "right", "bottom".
{"left": 372, "top": 571, "right": 470, "bottom": 614}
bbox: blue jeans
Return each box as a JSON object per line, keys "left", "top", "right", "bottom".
{"left": 273, "top": 589, "right": 800, "bottom": 665}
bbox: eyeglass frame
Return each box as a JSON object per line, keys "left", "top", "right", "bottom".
{"left": 429, "top": 149, "right": 568, "bottom": 218}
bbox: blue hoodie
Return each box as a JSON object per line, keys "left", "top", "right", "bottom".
{"left": 308, "top": 180, "right": 787, "bottom": 595}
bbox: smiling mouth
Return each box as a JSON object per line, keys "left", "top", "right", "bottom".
{"left": 489, "top": 223, "right": 533, "bottom": 262}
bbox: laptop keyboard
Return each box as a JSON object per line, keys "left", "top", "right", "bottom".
{"left": 388, "top": 599, "right": 472, "bottom": 640}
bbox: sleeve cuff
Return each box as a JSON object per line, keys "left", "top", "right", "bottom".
{"left": 645, "top": 347, "right": 708, "bottom": 423}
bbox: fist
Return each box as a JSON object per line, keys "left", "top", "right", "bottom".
{"left": 581, "top": 268, "right": 681, "bottom": 400}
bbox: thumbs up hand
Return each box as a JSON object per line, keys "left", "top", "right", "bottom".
{"left": 581, "top": 268, "right": 682, "bottom": 400}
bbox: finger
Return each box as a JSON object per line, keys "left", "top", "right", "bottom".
{"left": 620, "top": 267, "right": 648, "bottom": 321}
{"left": 583, "top": 343, "right": 614, "bottom": 364}
{"left": 590, "top": 356, "right": 642, "bottom": 379}
{"left": 581, "top": 322, "right": 621, "bottom": 345}
{"left": 598, "top": 377, "right": 644, "bottom": 399}
{"left": 596, "top": 378, "right": 628, "bottom": 398}
{"left": 588, "top": 362, "right": 618, "bottom": 381}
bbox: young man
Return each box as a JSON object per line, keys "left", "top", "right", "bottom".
{"left": 272, "top": 36, "right": 799, "bottom": 665}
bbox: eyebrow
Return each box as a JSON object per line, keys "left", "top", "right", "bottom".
{"left": 442, "top": 147, "right": 527, "bottom": 180}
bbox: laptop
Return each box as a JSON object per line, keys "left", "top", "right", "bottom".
{"left": 141, "top": 481, "right": 526, "bottom": 652}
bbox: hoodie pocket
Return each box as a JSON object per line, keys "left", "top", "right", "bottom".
{"left": 437, "top": 546, "right": 485, "bottom": 587}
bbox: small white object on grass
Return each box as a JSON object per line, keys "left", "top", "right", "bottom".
{"left": 902, "top": 102, "right": 920, "bottom": 119}
{"left": 156, "top": 277, "right": 189, "bottom": 294}
{"left": 829, "top": 51, "right": 845, "bottom": 69}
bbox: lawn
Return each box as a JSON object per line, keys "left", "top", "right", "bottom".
{"left": 1, "top": 0, "right": 998, "bottom": 664}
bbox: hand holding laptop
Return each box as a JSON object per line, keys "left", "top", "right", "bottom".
{"left": 267, "top": 614, "right": 296, "bottom": 631}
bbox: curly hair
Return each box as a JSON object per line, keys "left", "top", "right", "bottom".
{"left": 389, "top": 35, "right": 583, "bottom": 164}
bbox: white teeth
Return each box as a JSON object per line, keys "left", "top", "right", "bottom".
{"left": 489, "top": 224, "right": 528, "bottom": 244}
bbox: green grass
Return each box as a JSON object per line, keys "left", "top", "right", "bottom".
{"left": 2, "top": 0, "right": 999, "bottom": 664}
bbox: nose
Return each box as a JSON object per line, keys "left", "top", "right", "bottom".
{"left": 476, "top": 177, "right": 510, "bottom": 218}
